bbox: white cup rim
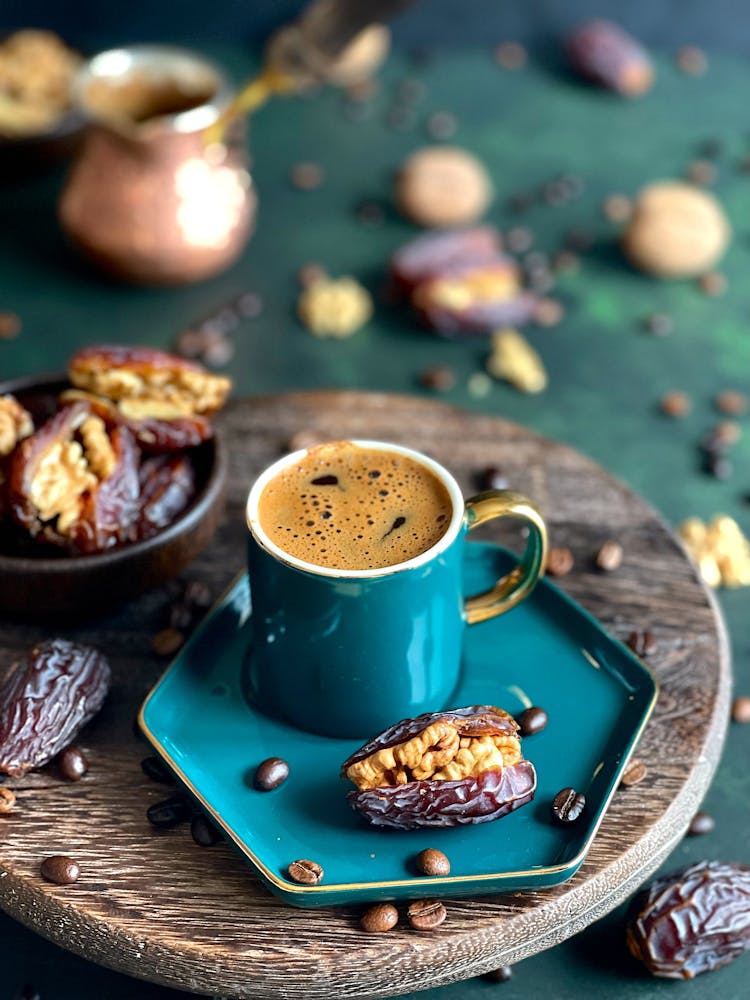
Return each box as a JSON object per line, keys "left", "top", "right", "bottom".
{"left": 246, "top": 440, "right": 466, "bottom": 579}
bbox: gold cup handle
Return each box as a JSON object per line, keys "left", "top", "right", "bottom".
{"left": 464, "top": 490, "right": 548, "bottom": 625}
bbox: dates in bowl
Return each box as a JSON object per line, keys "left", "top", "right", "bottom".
{"left": 0, "top": 346, "right": 230, "bottom": 621}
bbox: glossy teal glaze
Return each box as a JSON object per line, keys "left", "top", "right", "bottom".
{"left": 246, "top": 522, "right": 466, "bottom": 739}
{"left": 139, "top": 542, "right": 657, "bottom": 908}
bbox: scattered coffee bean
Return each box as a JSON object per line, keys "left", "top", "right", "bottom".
{"left": 203, "top": 337, "right": 235, "bottom": 368}
{"left": 676, "top": 46, "right": 708, "bottom": 75}
{"left": 715, "top": 390, "right": 747, "bottom": 415}
{"left": 57, "top": 745, "right": 88, "bottom": 782}
{"left": 698, "top": 271, "right": 727, "bottom": 296}
{"left": 287, "top": 859, "right": 324, "bottom": 885}
{"left": 687, "top": 811, "right": 715, "bottom": 836}
{"left": 660, "top": 391, "right": 691, "bottom": 418}
{"left": 506, "top": 226, "right": 534, "bottom": 254}
{"left": 484, "top": 966, "right": 513, "bottom": 982}
{"left": 595, "top": 540, "right": 624, "bottom": 571}
{"left": 602, "top": 193, "right": 633, "bottom": 223}
{"left": 546, "top": 547, "right": 574, "bottom": 577}
{"left": 175, "top": 328, "right": 206, "bottom": 359}
{"left": 701, "top": 421, "right": 741, "bottom": 455}
{"left": 494, "top": 41, "right": 527, "bottom": 70}
{"left": 566, "top": 227, "right": 594, "bottom": 251}
{"left": 0, "top": 311, "right": 21, "bottom": 339}
{"left": 147, "top": 794, "right": 192, "bottom": 829}
{"left": 507, "top": 192, "right": 533, "bottom": 214}
{"left": 40, "top": 855, "right": 79, "bottom": 885}
{"left": 418, "top": 365, "right": 456, "bottom": 392}
{"left": 732, "top": 696, "right": 750, "bottom": 723}
{"left": 356, "top": 200, "right": 386, "bottom": 227}
{"left": 551, "top": 787, "right": 586, "bottom": 824}
{"left": 407, "top": 898, "right": 447, "bottom": 930}
{"left": 516, "top": 705, "right": 548, "bottom": 736}
{"left": 686, "top": 159, "right": 716, "bottom": 186}
{"left": 643, "top": 312, "right": 674, "bottom": 337}
{"left": 169, "top": 602, "right": 194, "bottom": 631}
{"left": 235, "top": 291, "right": 264, "bottom": 318}
{"left": 620, "top": 758, "right": 648, "bottom": 787}
{"left": 183, "top": 579, "right": 212, "bottom": 610}
{"left": 141, "top": 755, "right": 174, "bottom": 784}
{"left": 151, "top": 628, "right": 185, "bottom": 658}
{"left": 387, "top": 105, "right": 416, "bottom": 131}
{"left": 415, "top": 848, "right": 451, "bottom": 876}
{"left": 467, "top": 371, "right": 492, "bottom": 398}
{"left": 627, "top": 629, "right": 657, "bottom": 657}
{"left": 254, "top": 756, "right": 290, "bottom": 791}
{"left": 481, "top": 466, "right": 509, "bottom": 491}
{"left": 297, "top": 263, "right": 328, "bottom": 289}
{"left": 552, "top": 250, "right": 580, "bottom": 274}
{"left": 698, "top": 137, "right": 722, "bottom": 159}
{"left": 527, "top": 267, "right": 556, "bottom": 294}
{"left": 706, "top": 454, "right": 733, "bottom": 480}
{"left": 190, "top": 813, "right": 223, "bottom": 847}
{"left": 360, "top": 902, "right": 399, "bottom": 932}
{"left": 426, "top": 111, "right": 457, "bottom": 140}
{"left": 0, "top": 785, "right": 16, "bottom": 813}
{"left": 534, "top": 298, "right": 564, "bottom": 327}
{"left": 290, "top": 162, "right": 324, "bottom": 190}
{"left": 397, "top": 77, "right": 427, "bottom": 104}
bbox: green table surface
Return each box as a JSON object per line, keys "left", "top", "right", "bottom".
{"left": 2, "top": 42, "right": 750, "bottom": 1000}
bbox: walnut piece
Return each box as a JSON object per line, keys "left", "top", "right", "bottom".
{"left": 298, "top": 276, "right": 373, "bottom": 338}
{"left": 79, "top": 415, "right": 116, "bottom": 480}
{"left": 28, "top": 436, "right": 96, "bottom": 534}
{"left": 345, "top": 718, "right": 522, "bottom": 790}
{"left": 679, "top": 515, "right": 750, "bottom": 589}
{"left": 0, "top": 394, "right": 33, "bottom": 456}
{"left": 486, "top": 327, "right": 547, "bottom": 393}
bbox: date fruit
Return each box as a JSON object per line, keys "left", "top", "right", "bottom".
{"left": 626, "top": 860, "right": 750, "bottom": 978}
{"left": 567, "top": 20, "right": 654, "bottom": 97}
{"left": 8, "top": 401, "right": 140, "bottom": 553}
{"left": 342, "top": 705, "right": 536, "bottom": 829}
{"left": 390, "top": 226, "right": 503, "bottom": 296}
{"left": 0, "top": 639, "right": 111, "bottom": 777}
{"left": 131, "top": 454, "right": 196, "bottom": 541}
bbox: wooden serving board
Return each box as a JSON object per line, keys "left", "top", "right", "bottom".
{"left": 0, "top": 392, "right": 730, "bottom": 999}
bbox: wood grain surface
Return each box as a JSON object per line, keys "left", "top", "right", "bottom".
{"left": 0, "top": 392, "right": 731, "bottom": 999}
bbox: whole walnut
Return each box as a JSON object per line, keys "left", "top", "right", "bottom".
{"left": 622, "top": 181, "right": 730, "bottom": 278}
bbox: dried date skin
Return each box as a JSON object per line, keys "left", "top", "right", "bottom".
{"left": 390, "top": 226, "right": 503, "bottom": 296}
{"left": 567, "top": 20, "right": 654, "bottom": 96}
{"left": 131, "top": 454, "right": 196, "bottom": 541}
{"left": 626, "top": 860, "right": 750, "bottom": 979}
{"left": 0, "top": 639, "right": 111, "bottom": 777}
{"left": 347, "top": 760, "right": 537, "bottom": 829}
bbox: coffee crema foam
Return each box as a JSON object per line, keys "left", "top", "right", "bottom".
{"left": 257, "top": 442, "right": 453, "bottom": 570}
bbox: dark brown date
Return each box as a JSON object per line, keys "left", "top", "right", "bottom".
{"left": 8, "top": 402, "right": 141, "bottom": 554}
{"left": 626, "top": 860, "right": 750, "bottom": 978}
{"left": 342, "top": 706, "right": 535, "bottom": 829}
{"left": 0, "top": 639, "right": 111, "bottom": 777}
{"left": 567, "top": 20, "right": 654, "bottom": 97}
{"left": 390, "top": 226, "right": 502, "bottom": 296}
{"left": 131, "top": 454, "right": 196, "bottom": 541}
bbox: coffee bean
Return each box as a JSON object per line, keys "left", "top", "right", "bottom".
{"left": 57, "top": 745, "right": 88, "bottom": 782}
{"left": 360, "top": 902, "right": 399, "bottom": 932}
{"left": 407, "top": 898, "right": 447, "bottom": 930}
{"left": 732, "top": 696, "right": 750, "bottom": 723}
{"left": 643, "top": 312, "right": 673, "bottom": 337}
{"left": 169, "top": 602, "right": 194, "bottom": 631}
{"left": 191, "top": 813, "right": 222, "bottom": 847}
{"left": 151, "top": 628, "right": 184, "bottom": 658}
{"left": 203, "top": 337, "right": 235, "bottom": 368}
{"left": 418, "top": 365, "right": 456, "bottom": 392}
{"left": 147, "top": 794, "right": 192, "bottom": 829}
{"left": 183, "top": 579, "right": 212, "bottom": 610}
{"left": 0, "top": 311, "right": 21, "bottom": 339}
{"left": 698, "top": 137, "right": 722, "bottom": 159}
{"left": 415, "top": 848, "right": 451, "bottom": 876}
{"left": 702, "top": 421, "right": 741, "bottom": 455}
{"left": 566, "top": 227, "right": 593, "bottom": 251}
{"left": 601, "top": 193, "right": 633, "bottom": 223}
{"left": 714, "top": 390, "right": 747, "bottom": 416}
{"left": 141, "top": 755, "right": 174, "bottom": 784}
{"left": 552, "top": 250, "right": 580, "bottom": 274}
{"left": 516, "top": 706, "right": 548, "bottom": 736}
{"left": 0, "top": 785, "right": 16, "bottom": 813}
{"left": 506, "top": 226, "right": 534, "bottom": 254}
{"left": 706, "top": 454, "right": 733, "bottom": 480}
{"left": 481, "top": 466, "right": 509, "bottom": 491}
{"left": 175, "top": 328, "right": 207, "bottom": 359}
{"left": 298, "top": 263, "right": 328, "bottom": 289}
{"left": 494, "top": 41, "right": 527, "bottom": 70}
{"left": 235, "top": 291, "right": 264, "bottom": 318}
{"left": 698, "top": 271, "right": 727, "bottom": 296}
{"left": 397, "top": 77, "right": 427, "bottom": 104}
{"left": 676, "top": 46, "right": 708, "bottom": 75}
{"left": 290, "top": 162, "right": 324, "bottom": 190}
{"left": 287, "top": 859, "right": 324, "bottom": 885}
{"left": 551, "top": 787, "right": 586, "bottom": 824}
{"left": 627, "top": 629, "right": 657, "bottom": 657}
{"left": 546, "top": 547, "right": 574, "bottom": 577}
{"left": 687, "top": 811, "right": 715, "bottom": 836}
{"left": 387, "top": 105, "right": 416, "bottom": 131}
{"left": 533, "top": 298, "right": 564, "bottom": 327}
{"left": 40, "top": 855, "right": 79, "bottom": 885}
{"left": 686, "top": 159, "right": 716, "bottom": 186}
{"left": 595, "top": 540, "right": 624, "bottom": 572}
{"left": 484, "top": 966, "right": 513, "bottom": 982}
{"left": 426, "top": 111, "right": 457, "bottom": 140}
{"left": 356, "top": 200, "right": 386, "bottom": 227}
{"left": 620, "top": 759, "right": 647, "bottom": 787}
{"left": 254, "top": 756, "right": 290, "bottom": 791}
{"left": 507, "top": 192, "right": 533, "bottom": 214}
{"left": 660, "top": 391, "right": 691, "bottom": 417}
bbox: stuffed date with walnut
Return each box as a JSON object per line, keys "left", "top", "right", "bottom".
{"left": 341, "top": 705, "right": 536, "bottom": 829}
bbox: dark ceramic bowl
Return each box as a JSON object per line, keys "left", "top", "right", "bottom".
{"left": 0, "top": 372, "right": 227, "bottom": 622}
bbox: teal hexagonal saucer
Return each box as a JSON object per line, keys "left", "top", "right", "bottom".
{"left": 138, "top": 542, "right": 657, "bottom": 908}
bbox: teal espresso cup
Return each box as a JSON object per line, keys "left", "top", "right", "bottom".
{"left": 245, "top": 441, "right": 547, "bottom": 738}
